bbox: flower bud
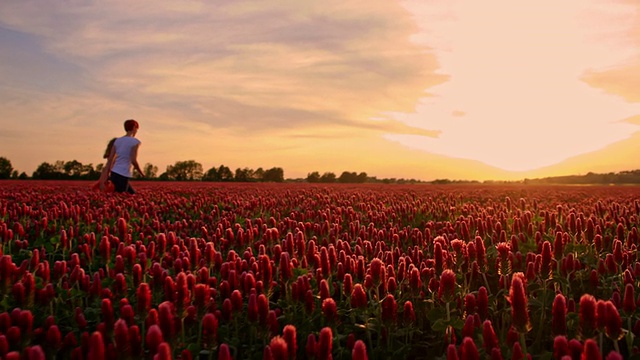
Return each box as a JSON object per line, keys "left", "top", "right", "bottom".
{"left": 88, "top": 331, "right": 105, "bottom": 360}
{"left": 461, "top": 315, "right": 475, "bottom": 339}
{"left": 582, "top": 339, "right": 601, "bottom": 360}
{"left": 283, "top": 324, "right": 297, "bottom": 360}
{"left": 258, "top": 293, "right": 270, "bottom": 325}
{"left": 552, "top": 294, "right": 567, "bottom": 335}
{"left": 101, "top": 298, "right": 114, "bottom": 332}
{"left": 154, "top": 342, "right": 172, "bottom": 360}
{"left": 438, "top": 269, "right": 456, "bottom": 302}
{"left": 477, "top": 286, "right": 489, "bottom": 320}
{"left": 352, "top": 340, "right": 368, "bottom": 360}
{"left": 269, "top": 336, "right": 288, "bottom": 360}
{"left": 579, "top": 294, "right": 597, "bottom": 338}
{"left": 460, "top": 337, "right": 479, "bottom": 360}
{"left": 136, "top": 283, "right": 151, "bottom": 315}
{"left": 447, "top": 344, "right": 459, "bottom": 360}
{"left": 158, "top": 301, "right": 175, "bottom": 341}
{"left": 553, "top": 336, "right": 569, "bottom": 359}
{"left": 201, "top": 313, "right": 218, "bottom": 348}
{"left": 403, "top": 301, "right": 416, "bottom": 325}
{"left": 482, "top": 320, "right": 499, "bottom": 353}
{"left": 508, "top": 275, "right": 530, "bottom": 333}
{"left": 45, "top": 324, "right": 62, "bottom": 351}
{"left": 218, "top": 343, "right": 232, "bottom": 360}
{"left": 381, "top": 294, "right": 397, "bottom": 325}
{"left": 606, "top": 351, "right": 623, "bottom": 360}
{"left": 129, "top": 325, "right": 142, "bottom": 357}
{"left": 268, "top": 310, "right": 279, "bottom": 336}
{"left": 511, "top": 342, "right": 523, "bottom": 360}
{"left": 114, "top": 319, "right": 129, "bottom": 355}
{"left": 318, "top": 327, "right": 333, "bottom": 360}
{"left": 351, "top": 284, "right": 367, "bottom": 309}
{"left": 29, "top": 346, "right": 46, "bottom": 360}
{"left": 604, "top": 300, "right": 623, "bottom": 341}
{"left": 322, "top": 298, "right": 338, "bottom": 324}
{"left": 305, "top": 334, "right": 317, "bottom": 359}
{"left": 248, "top": 293, "right": 258, "bottom": 323}
{"left": 146, "top": 324, "right": 164, "bottom": 354}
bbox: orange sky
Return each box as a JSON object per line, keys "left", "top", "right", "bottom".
{"left": 0, "top": 0, "right": 638, "bottom": 181}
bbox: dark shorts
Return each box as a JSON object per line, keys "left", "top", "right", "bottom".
{"left": 110, "top": 172, "right": 135, "bottom": 194}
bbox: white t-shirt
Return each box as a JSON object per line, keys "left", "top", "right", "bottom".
{"left": 111, "top": 136, "right": 141, "bottom": 178}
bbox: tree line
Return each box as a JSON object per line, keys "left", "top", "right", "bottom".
{"left": 0, "top": 156, "right": 430, "bottom": 184}
{"left": 8, "top": 156, "right": 640, "bottom": 185}
{"left": 0, "top": 157, "right": 285, "bottom": 182}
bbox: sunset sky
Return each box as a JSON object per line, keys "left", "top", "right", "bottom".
{"left": 1, "top": 0, "right": 639, "bottom": 181}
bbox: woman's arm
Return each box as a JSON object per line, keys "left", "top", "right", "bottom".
{"left": 99, "top": 145, "right": 117, "bottom": 188}
{"left": 130, "top": 143, "right": 144, "bottom": 177}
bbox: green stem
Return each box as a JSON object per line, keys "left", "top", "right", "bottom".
{"left": 141, "top": 322, "right": 146, "bottom": 352}
{"left": 482, "top": 273, "right": 491, "bottom": 295}
{"left": 599, "top": 332, "right": 603, "bottom": 356}
{"left": 520, "top": 332, "right": 528, "bottom": 360}
{"left": 181, "top": 317, "right": 186, "bottom": 350}
{"left": 197, "top": 319, "right": 202, "bottom": 351}
{"left": 446, "top": 301, "right": 451, "bottom": 322}
{"left": 628, "top": 317, "right": 634, "bottom": 356}
{"left": 534, "top": 279, "right": 547, "bottom": 352}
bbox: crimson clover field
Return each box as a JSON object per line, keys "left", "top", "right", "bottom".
{"left": 1, "top": 181, "right": 640, "bottom": 360}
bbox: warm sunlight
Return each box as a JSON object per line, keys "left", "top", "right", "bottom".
{"left": 391, "top": 0, "right": 640, "bottom": 172}
{"left": 0, "top": 0, "right": 639, "bottom": 180}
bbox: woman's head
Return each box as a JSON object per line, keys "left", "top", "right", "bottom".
{"left": 124, "top": 119, "right": 139, "bottom": 132}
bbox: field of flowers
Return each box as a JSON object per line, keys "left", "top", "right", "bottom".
{"left": 1, "top": 180, "right": 640, "bottom": 359}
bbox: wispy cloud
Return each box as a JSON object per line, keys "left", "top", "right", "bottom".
{"left": 0, "top": 1, "right": 448, "bottom": 174}
{"left": 0, "top": 1, "right": 444, "bottom": 131}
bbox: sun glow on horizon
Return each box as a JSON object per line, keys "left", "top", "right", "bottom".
{"left": 391, "top": 0, "right": 640, "bottom": 172}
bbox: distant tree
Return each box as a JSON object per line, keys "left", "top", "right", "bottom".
{"left": 0, "top": 157, "right": 13, "bottom": 179}
{"left": 253, "top": 167, "right": 265, "bottom": 181}
{"left": 218, "top": 165, "right": 234, "bottom": 182}
{"left": 63, "top": 160, "right": 84, "bottom": 178}
{"left": 320, "top": 172, "right": 336, "bottom": 183}
{"left": 338, "top": 171, "right": 358, "bottom": 183}
{"left": 18, "top": 172, "right": 28, "bottom": 180}
{"left": 336, "top": 171, "right": 368, "bottom": 183}
{"left": 141, "top": 163, "right": 158, "bottom": 179}
{"left": 32, "top": 161, "right": 66, "bottom": 179}
{"left": 82, "top": 164, "right": 99, "bottom": 179}
{"left": 306, "top": 171, "right": 321, "bottom": 183}
{"left": 202, "top": 166, "right": 220, "bottom": 181}
{"left": 53, "top": 161, "right": 66, "bottom": 175}
{"left": 11, "top": 170, "right": 18, "bottom": 179}
{"left": 32, "top": 162, "right": 53, "bottom": 179}
{"left": 165, "top": 160, "right": 203, "bottom": 180}
{"left": 263, "top": 167, "right": 284, "bottom": 182}
{"left": 235, "top": 167, "right": 254, "bottom": 182}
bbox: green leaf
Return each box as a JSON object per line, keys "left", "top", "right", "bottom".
{"left": 427, "top": 307, "right": 446, "bottom": 322}
{"left": 444, "top": 317, "right": 463, "bottom": 331}
{"left": 431, "top": 319, "right": 447, "bottom": 332}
